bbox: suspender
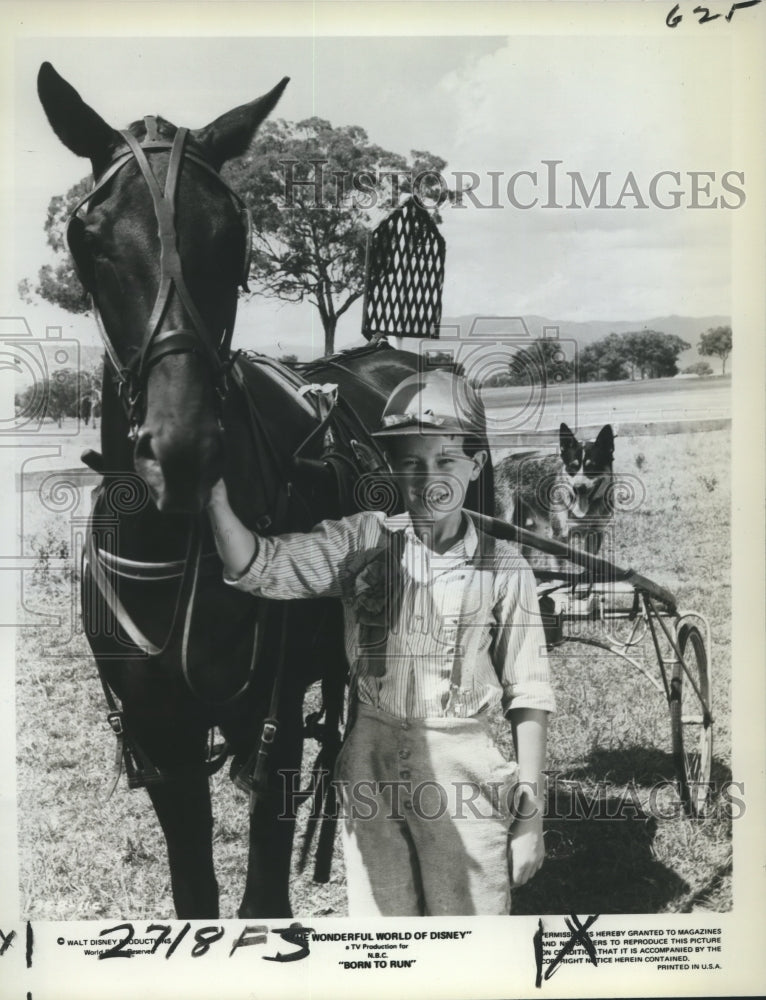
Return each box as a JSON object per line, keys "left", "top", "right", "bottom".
{"left": 355, "top": 528, "right": 406, "bottom": 680}
{"left": 354, "top": 513, "right": 498, "bottom": 717}
{"left": 444, "top": 516, "right": 497, "bottom": 716}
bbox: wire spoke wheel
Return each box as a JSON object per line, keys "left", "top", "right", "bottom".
{"left": 670, "top": 623, "right": 713, "bottom": 816}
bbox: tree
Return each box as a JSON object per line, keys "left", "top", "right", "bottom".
{"left": 21, "top": 177, "right": 92, "bottom": 314}
{"left": 223, "top": 117, "right": 451, "bottom": 355}
{"left": 28, "top": 122, "right": 451, "bottom": 357}
{"left": 682, "top": 361, "right": 714, "bottom": 376}
{"left": 504, "top": 339, "right": 574, "bottom": 386}
{"left": 698, "top": 325, "right": 732, "bottom": 374}
{"left": 580, "top": 334, "right": 630, "bottom": 382}
{"left": 15, "top": 363, "right": 101, "bottom": 426}
{"left": 622, "top": 330, "right": 690, "bottom": 379}
{"left": 577, "top": 329, "right": 690, "bottom": 383}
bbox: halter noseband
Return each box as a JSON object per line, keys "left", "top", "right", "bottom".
{"left": 68, "top": 117, "right": 252, "bottom": 435}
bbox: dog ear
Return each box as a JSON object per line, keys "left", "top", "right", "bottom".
{"left": 595, "top": 424, "right": 614, "bottom": 458}
{"left": 560, "top": 422, "right": 579, "bottom": 461}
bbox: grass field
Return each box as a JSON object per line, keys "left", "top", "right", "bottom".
{"left": 16, "top": 426, "right": 731, "bottom": 919}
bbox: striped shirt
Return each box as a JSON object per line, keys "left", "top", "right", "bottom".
{"left": 226, "top": 509, "right": 555, "bottom": 720}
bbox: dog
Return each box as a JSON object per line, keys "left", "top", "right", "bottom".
{"left": 495, "top": 423, "right": 615, "bottom": 571}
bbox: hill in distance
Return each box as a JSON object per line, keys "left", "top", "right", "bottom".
{"left": 439, "top": 314, "right": 731, "bottom": 369}
{"left": 68, "top": 313, "right": 730, "bottom": 373}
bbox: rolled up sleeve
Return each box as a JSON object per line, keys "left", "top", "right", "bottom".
{"left": 225, "top": 510, "right": 385, "bottom": 601}
{"left": 492, "top": 557, "right": 556, "bottom": 715}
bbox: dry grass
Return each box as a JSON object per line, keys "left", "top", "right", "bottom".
{"left": 16, "top": 427, "right": 731, "bottom": 918}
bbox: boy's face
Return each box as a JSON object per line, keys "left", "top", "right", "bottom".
{"left": 385, "top": 433, "right": 487, "bottom": 523}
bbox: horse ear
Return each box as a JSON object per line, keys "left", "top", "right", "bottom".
{"left": 37, "top": 63, "right": 122, "bottom": 174}
{"left": 192, "top": 77, "right": 289, "bottom": 170}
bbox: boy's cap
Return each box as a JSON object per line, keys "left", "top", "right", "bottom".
{"left": 372, "top": 369, "right": 485, "bottom": 438}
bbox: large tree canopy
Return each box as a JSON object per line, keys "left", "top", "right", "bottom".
{"left": 621, "top": 330, "right": 691, "bottom": 380}
{"left": 15, "top": 363, "right": 101, "bottom": 426}
{"left": 578, "top": 329, "right": 690, "bottom": 382}
{"left": 698, "top": 325, "right": 732, "bottom": 374}
{"left": 20, "top": 176, "right": 92, "bottom": 314}
{"left": 24, "top": 119, "right": 451, "bottom": 356}
{"left": 223, "top": 116, "right": 450, "bottom": 354}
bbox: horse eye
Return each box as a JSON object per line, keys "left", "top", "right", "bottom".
{"left": 82, "top": 229, "right": 105, "bottom": 256}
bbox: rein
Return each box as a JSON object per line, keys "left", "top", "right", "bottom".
{"left": 85, "top": 354, "right": 346, "bottom": 802}
{"left": 81, "top": 118, "right": 258, "bottom": 737}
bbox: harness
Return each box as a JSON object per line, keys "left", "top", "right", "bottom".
{"left": 72, "top": 119, "right": 386, "bottom": 876}
{"left": 84, "top": 351, "right": 380, "bottom": 888}
{"left": 75, "top": 119, "right": 255, "bottom": 787}
{"left": 223, "top": 353, "right": 390, "bottom": 877}
{"left": 67, "top": 116, "right": 251, "bottom": 434}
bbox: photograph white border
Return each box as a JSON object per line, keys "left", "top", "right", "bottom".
{"left": 0, "top": 2, "right": 763, "bottom": 998}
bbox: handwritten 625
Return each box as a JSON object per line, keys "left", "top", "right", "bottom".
{"left": 666, "top": 1, "right": 762, "bottom": 27}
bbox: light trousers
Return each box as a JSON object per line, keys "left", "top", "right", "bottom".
{"left": 333, "top": 702, "right": 518, "bottom": 916}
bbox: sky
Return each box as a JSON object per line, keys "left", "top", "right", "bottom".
{"left": 7, "top": 28, "right": 744, "bottom": 360}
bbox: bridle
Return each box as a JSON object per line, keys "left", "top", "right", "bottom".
{"left": 78, "top": 117, "right": 255, "bottom": 706}
{"left": 67, "top": 116, "right": 252, "bottom": 437}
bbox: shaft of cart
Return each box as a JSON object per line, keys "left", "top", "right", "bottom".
{"left": 469, "top": 510, "right": 678, "bottom": 612}
{"left": 469, "top": 510, "right": 713, "bottom": 817}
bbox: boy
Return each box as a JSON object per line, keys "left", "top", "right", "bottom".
{"left": 207, "top": 370, "right": 555, "bottom": 916}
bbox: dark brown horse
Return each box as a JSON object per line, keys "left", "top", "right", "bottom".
{"left": 38, "top": 63, "right": 494, "bottom": 919}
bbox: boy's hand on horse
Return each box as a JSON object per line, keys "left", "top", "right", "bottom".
{"left": 207, "top": 478, "right": 229, "bottom": 508}
{"left": 206, "top": 478, "right": 258, "bottom": 577}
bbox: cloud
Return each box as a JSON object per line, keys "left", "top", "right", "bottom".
{"left": 15, "top": 34, "right": 737, "bottom": 352}
{"left": 431, "top": 33, "right": 735, "bottom": 319}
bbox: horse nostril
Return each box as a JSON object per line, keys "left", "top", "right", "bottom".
{"left": 135, "top": 428, "right": 157, "bottom": 462}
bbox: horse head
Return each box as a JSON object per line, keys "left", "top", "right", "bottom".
{"left": 37, "top": 62, "right": 288, "bottom": 512}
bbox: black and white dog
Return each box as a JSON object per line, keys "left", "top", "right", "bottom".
{"left": 496, "top": 423, "right": 615, "bottom": 566}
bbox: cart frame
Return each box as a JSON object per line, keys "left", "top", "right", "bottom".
{"left": 471, "top": 511, "right": 714, "bottom": 817}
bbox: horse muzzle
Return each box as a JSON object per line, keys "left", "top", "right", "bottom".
{"left": 134, "top": 425, "right": 224, "bottom": 513}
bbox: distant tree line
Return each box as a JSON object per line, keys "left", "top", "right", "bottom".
{"left": 580, "top": 329, "right": 691, "bottom": 381}
{"left": 15, "top": 365, "right": 102, "bottom": 427}
{"left": 478, "top": 325, "right": 731, "bottom": 387}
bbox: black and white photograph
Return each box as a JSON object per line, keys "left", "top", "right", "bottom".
{"left": 1, "top": 2, "right": 764, "bottom": 997}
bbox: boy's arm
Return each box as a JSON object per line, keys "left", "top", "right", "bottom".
{"left": 491, "top": 549, "right": 554, "bottom": 885}
{"left": 492, "top": 550, "right": 556, "bottom": 715}
{"left": 507, "top": 707, "right": 548, "bottom": 886}
{"left": 208, "top": 479, "right": 257, "bottom": 577}
{"left": 207, "top": 478, "right": 382, "bottom": 600}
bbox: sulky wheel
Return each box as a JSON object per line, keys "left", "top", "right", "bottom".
{"left": 670, "top": 622, "right": 713, "bottom": 816}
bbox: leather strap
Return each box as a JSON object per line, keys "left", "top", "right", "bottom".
{"left": 352, "top": 516, "right": 498, "bottom": 717}
{"left": 68, "top": 126, "right": 250, "bottom": 428}
{"left": 443, "top": 517, "right": 497, "bottom": 716}
{"left": 85, "top": 508, "right": 202, "bottom": 658}
{"left": 119, "top": 128, "right": 224, "bottom": 382}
